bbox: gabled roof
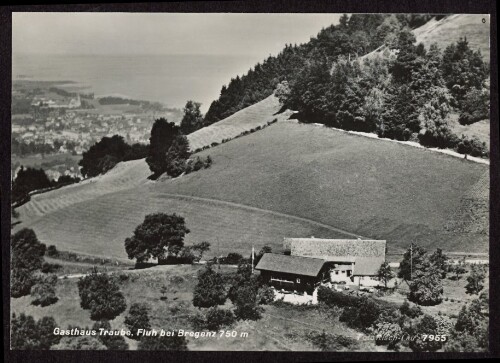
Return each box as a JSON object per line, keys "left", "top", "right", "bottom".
{"left": 255, "top": 253, "right": 325, "bottom": 277}
{"left": 282, "top": 238, "right": 386, "bottom": 276}
{"left": 284, "top": 238, "right": 386, "bottom": 258}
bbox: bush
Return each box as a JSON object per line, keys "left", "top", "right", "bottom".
{"left": 52, "top": 336, "right": 107, "bottom": 350}
{"left": 456, "top": 135, "right": 488, "bottom": 157}
{"left": 257, "top": 285, "right": 275, "bottom": 305}
{"left": 458, "top": 88, "right": 490, "bottom": 125}
{"left": 92, "top": 320, "right": 129, "bottom": 350}
{"left": 317, "top": 286, "right": 361, "bottom": 307}
{"left": 124, "top": 303, "right": 151, "bottom": 339}
{"left": 233, "top": 284, "right": 262, "bottom": 321}
{"left": 77, "top": 269, "right": 127, "bottom": 320}
{"left": 31, "top": 275, "right": 58, "bottom": 307}
{"left": 192, "top": 307, "right": 236, "bottom": 331}
{"left": 41, "top": 262, "right": 62, "bottom": 273}
{"left": 306, "top": 331, "right": 358, "bottom": 351}
{"left": 12, "top": 228, "right": 46, "bottom": 272}
{"left": 339, "top": 297, "right": 381, "bottom": 331}
{"left": 11, "top": 313, "right": 61, "bottom": 350}
{"left": 138, "top": 333, "right": 188, "bottom": 351}
{"left": 224, "top": 253, "right": 244, "bottom": 265}
{"left": 409, "top": 315, "right": 443, "bottom": 352}
{"left": 11, "top": 268, "right": 37, "bottom": 298}
{"left": 400, "top": 299, "right": 423, "bottom": 318}
{"left": 46, "top": 245, "right": 59, "bottom": 257}
{"left": 192, "top": 265, "right": 227, "bottom": 308}
{"left": 372, "top": 322, "right": 403, "bottom": 349}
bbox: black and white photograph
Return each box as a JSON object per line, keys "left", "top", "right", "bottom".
{"left": 2, "top": 2, "right": 497, "bottom": 357}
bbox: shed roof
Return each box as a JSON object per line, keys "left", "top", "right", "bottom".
{"left": 255, "top": 253, "right": 325, "bottom": 277}
{"left": 353, "top": 257, "right": 385, "bottom": 276}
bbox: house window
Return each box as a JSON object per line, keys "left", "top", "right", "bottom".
{"left": 341, "top": 270, "right": 345, "bottom": 274}
{"left": 347, "top": 270, "right": 352, "bottom": 277}
{"left": 335, "top": 271, "right": 339, "bottom": 275}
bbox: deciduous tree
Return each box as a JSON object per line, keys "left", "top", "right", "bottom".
{"left": 77, "top": 269, "right": 127, "bottom": 320}
{"left": 125, "top": 213, "right": 190, "bottom": 264}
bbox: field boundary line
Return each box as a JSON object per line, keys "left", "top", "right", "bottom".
{"left": 156, "top": 192, "right": 368, "bottom": 239}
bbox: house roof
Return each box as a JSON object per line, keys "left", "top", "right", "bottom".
{"left": 284, "top": 238, "right": 386, "bottom": 258}
{"left": 283, "top": 238, "right": 386, "bottom": 276}
{"left": 255, "top": 253, "right": 326, "bottom": 277}
{"left": 353, "top": 257, "right": 385, "bottom": 276}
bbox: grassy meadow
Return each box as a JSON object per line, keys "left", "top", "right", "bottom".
{"left": 10, "top": 263, "right": 382, "bottom": 351}
{"left": 16, "top": 118, "right": 488, "bottom": 261}
{"left": 158, "top": 121, "right": 488, "bottom": 253}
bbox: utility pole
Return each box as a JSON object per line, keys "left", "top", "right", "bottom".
{"left": 251, "top": 246, "right": 255, "bottom": 274}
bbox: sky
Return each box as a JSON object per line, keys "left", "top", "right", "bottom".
{"left": 13, "top": 13, "right": 342, "bottom": 57}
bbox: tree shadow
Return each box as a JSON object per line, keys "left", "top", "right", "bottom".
{"left": 130, "top": 262, "right": 157, "bottom": 270}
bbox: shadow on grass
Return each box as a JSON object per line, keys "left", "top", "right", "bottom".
{"left": 130, "top": 262, "right": 157, "bottom": 270}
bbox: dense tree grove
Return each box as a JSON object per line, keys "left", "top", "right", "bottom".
{"left": 204, "top": 14, "right": 489, "bottom": 157}
{"left": 204, "top": 14, "right": 441, "bottom": 125}
{"left": 11, "top": 228, "right": 48, "bottom": 298}
{"left": 52, "top": 336, "right": 108, "bottom": 350}
{"left": 145, "top": 117, "right": 208, "bottom": 178}
{"left": 398, "top": 244, "right": 444, "bottom": 306}
{"left": 79, "top": 135, "right": 148, "bottom": 177}
{"left": 445, "top": 294, "right": 488, "bottom": 352}
{"left": 12, "top": 166, "right": 52, "bottom": 203}
{"left": 146, "top": 118, "right": 181, "bottom": 176}
{"left": 180, "top": 100, "right": 204, "bottom": 134}
{"left": 11, "top": 313, "right": 61, "bottom": 350}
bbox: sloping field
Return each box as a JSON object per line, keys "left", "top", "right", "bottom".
{"left": 362, "top": 14, "right": 490, "bottom": 62}
{"left": 17, "top": 159, "right": 151, "bottom": 219}
{"left": 187, "top": 94, "right": 289, "bottom": 151}
{"left": 16, "top": 100, "right": 489, "bottom": 259}
{"left": 413, "top": 14, "right": 490, "bottom": 61}
{"left": 445, "top": 170, "right": 489, "bottom": 235}
{"left": 17, "top": 185, "right": 356, "bottom": 260}
{"left": 156, "top": 121, "right": 489, "bottom": 253}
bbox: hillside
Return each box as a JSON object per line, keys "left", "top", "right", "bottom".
{"left": 156, "top": 121, "right": 489, "bottom": 253}
{"left": 16, "top": 114, "right": 489, "bottom": 260}
{"left": 413, "top": 14, "right": 490, "bottom": 61}
{"left": 363, "top": 14, "right": 490, "bottom": 62}
{"left": 187, "top": 94, "right": 289, "bottom": 151}
{"left": 14, "top": 14, "right": 490, "bottom": 260}
{"left": 17, "top": 159, "right": 150, "bottom": 220}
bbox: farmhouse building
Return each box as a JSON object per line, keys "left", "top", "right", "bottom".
{"left": 255, "top": 238, "right": 387, "bottom": 293}
{"left": 284, "top": 237, "right": 387, "bottom": 287}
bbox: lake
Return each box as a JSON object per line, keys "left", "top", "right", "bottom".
{"left": 12, "top": 53, "right": 261, "bottom": 111}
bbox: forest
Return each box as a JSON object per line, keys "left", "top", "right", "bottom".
{"left": 204, "top": 14, "right": 489, "bottom": 156}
